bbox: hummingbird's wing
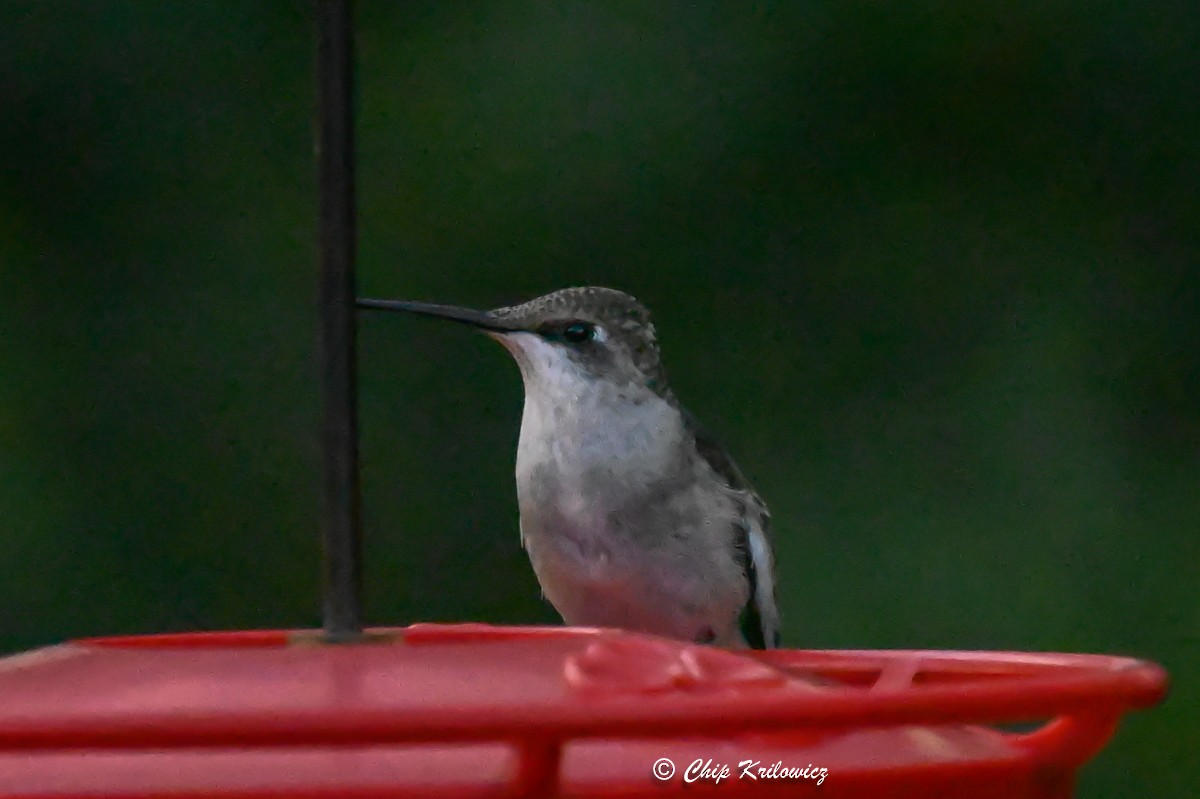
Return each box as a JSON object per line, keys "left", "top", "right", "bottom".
{"left": 681, "top": 409, "right": 782, "bottom": 650}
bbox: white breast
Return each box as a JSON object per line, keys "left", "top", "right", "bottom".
{"left": 514, "top": 359, "right": 681, "bottom": 498}
{"left": 496, "top": 331, "right": 748, "bottom": 644}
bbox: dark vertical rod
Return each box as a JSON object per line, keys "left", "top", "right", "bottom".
{"left": 316, "top": 0, "right": 363, "bottom": 641}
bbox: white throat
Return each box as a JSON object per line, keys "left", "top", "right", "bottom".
{"left": 496, "top": 332, "right": 681, "bottom": 487}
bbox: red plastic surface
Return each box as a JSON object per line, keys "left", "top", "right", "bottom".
{"left": 0, "top": 624, "right": 1167, "bottom": 798}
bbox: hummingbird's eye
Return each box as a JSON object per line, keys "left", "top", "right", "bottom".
{"left": 563, "top": 322, "right": 595, "bottom": 344}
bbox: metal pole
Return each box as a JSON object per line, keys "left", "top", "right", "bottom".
{"left": 316, "top": 0, "right": 363, "bottom": 641}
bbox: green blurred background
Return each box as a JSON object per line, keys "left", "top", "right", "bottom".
{"left": 1, "top": 1, "right": 1195, "bottom": 794}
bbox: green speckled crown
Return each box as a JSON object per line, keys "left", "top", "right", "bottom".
{"left": 490, "top": 286, "right": 646, "bottom": 327}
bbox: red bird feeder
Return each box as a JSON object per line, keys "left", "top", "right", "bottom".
{"left": 0, "top": 625, "right": 1167, "bottom": 797}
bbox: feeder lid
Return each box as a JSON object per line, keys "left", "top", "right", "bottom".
{"left": 0, "top": 624, "right": 1167, "bottom": 797}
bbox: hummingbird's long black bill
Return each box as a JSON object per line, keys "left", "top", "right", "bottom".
{"left": 356, "top": 298, "right": 522, "bottom": 332}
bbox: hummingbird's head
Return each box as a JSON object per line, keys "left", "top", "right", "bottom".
{"left": 359, "top": 286, "right": 671, "bottom": 399}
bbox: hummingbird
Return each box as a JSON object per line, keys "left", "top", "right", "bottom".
{"left": 359, "top": 286, "right": 781, "bottom": 649}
